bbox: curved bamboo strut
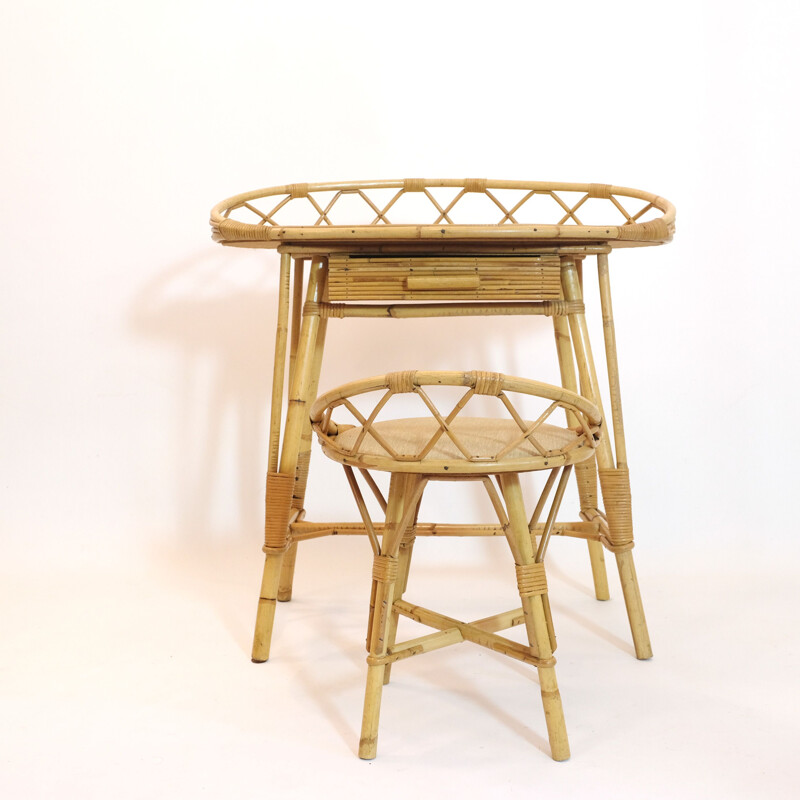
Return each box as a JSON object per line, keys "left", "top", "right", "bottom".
{"left": 210, "top": 179, "right": 675, "bottom": 248}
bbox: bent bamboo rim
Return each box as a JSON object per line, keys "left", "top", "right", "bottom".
{"left": 310, "top": 370, "right": 602, "bottom": 475}
{"left": 210, "top": 179, "right": 675, "bottom": 249}
{"left": 310, "top": 370, "right": 602, "bottom": 425}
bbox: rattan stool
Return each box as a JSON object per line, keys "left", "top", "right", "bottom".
{"left": 310, "top": 369, "right": 603, "bottom": 760}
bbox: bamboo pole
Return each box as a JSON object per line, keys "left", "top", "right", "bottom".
{"left": 267, "top": 253, "right": 291, "bottom": 473}
{"left": 597, "top": 252, "right": 628, "bottom": 467}
{"left": 278, "top": 258, "right": 325, "bottom": 474}
{"left": 393, "top": 601, "right": 551, "bottom": 667}
{"left": 278, "top": 257, "right": 306, "bottom": 601}
{"left": 250, "top": 258, "right": 326, "bottom": 662}
{"left": 288, "top": 520, "right": 603, "bottom": 541}
{"left": 383, "top": 476, "right": 424, "bottom": 685}
{"left": 499, "top": 473, "right": 569, "bottom": 761}
{"left": 552, "top": 312, "right": 610, "bottom": 600}
{"left": 312, "top": 301, "right": 581, "bottom": 319}
{"left": 562, "top": 256, "right": 651, "bottom": 659}
{"left": 560, "top": 258, "right": 613, "bottom": 470}
{"left": 279, "top": 276, "right": 330, "bottom": 601}
{"left": 251, "top": 253, "right": 292, "bottom": 662}
{"left": 360, "top": 474, "right": 421, "bottom": 760}
{"left": 374, "top": 628, "right": 464, "bottom": 665}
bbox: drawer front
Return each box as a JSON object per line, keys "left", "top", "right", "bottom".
{"left": 326, "top": 256, "right": 563, "bottom": 301}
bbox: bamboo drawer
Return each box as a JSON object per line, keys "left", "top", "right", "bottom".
{"left": 326, "top": 256, "right": 563, "bottom": 301}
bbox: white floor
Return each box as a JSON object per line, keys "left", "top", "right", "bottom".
{"left": 2, "top": 534, "right": 798, "bottom": 799}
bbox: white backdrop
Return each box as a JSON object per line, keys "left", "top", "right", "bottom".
{"left": 2, "top": 1, "right": 799, "bottom": 797}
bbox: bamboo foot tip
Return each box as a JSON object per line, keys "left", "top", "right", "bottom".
{"left": 277, "top": 592, "right": 293, "bottom": 602}
{"left": 635, "top": 648, "right": 653, "bottom": 660}
{"left": 358, "top": 739, "right": 378, "bottom": 760}
{"left": 551, "top": 748, "right": 571, "bottom": 762}
{"left": 251, "top": 656, "right": 269, "bottom": 664}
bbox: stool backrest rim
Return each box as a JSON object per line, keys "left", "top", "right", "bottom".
{"left": 310, "top": 370, "right": 601, "bottom": 427}
{"left": 310, "top": 370, "right": 602, "bottom": 474}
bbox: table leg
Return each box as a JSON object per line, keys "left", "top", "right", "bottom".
{"left": 552, "top": 313, "right": 610, "bottom": 601}
{"left": 561, "top": 257, "right": 652, "bottom": 660}
{"left": 276, "top": 260, "right": 306, "bottom": 602}
{"left": 252, "top": 257, "right": 328, "bottom": 662}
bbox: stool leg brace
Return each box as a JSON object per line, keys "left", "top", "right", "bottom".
{"left": 350, "top": 468, "right": 573, "bottom": 762}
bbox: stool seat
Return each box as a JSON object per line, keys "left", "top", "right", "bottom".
{"left": 327, "top": 417, "right": 593, "bottom": 474}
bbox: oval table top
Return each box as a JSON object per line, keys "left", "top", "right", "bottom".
{"left": 210, "top": 179, "right": 675, "bottom": 252}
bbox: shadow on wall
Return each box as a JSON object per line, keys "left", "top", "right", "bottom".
{"left": 128, "top": 246, "right": 563, "bottom": 550}
{"left": 129, "top": 246, "right": 278, "bottom": 545}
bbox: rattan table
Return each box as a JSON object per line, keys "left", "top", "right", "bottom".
{"left": 210, "top": 179, "right": 675, "bottom": 664}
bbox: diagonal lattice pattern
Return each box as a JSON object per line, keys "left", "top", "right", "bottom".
{"left": 310, "top": 370, "right": 601, "bottom": 474}
{"left": 211, "top": 179, "right": 675, "bottom": 246}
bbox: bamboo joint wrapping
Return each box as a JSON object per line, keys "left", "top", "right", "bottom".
{"left": 599, "top": 466, "right": 634, "bottom": 551}
{"left": 515, "top": 562, "right": 548, "bottom": 597}
{"left": 264, "top": 472, "right": 294, "bottom": 552}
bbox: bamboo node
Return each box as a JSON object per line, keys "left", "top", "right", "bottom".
{"left": 264, "top": 472, "right": 294, "bottom": 551}
{"left": 372, "top": 554, "right": 399, "bottom": 584}
{"left": 464, "top": 178, "right": 488, "bottom": 193}
{"left": 387, "top": 370, "right": 417, "bottom": 394}
{"left": 515, "top": 562, "right": 548, "bottom": 597}
{"left": 469, "top": 370, "right": 503, "bottom": 396}
{"left": 403, "top": 178, "right": 426, "bottom": 192}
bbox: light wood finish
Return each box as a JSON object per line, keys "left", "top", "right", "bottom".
{"left": 312, "top": 370, "right": 597, "bottom": 759}
{"left": 311, "top": 370, "right": 601, "bottom": 476}
{"left": 560, "top": 257, "right": 651, "bottom": 659}
{"left": 552, "top": 308, "right": 610, "bottom": 602}
{"left": 359, "top": 473, "right": 424, "bottom": 759}
{"left": 499, "top": 472, "right": 569, "bottom": 761}
{"left": 251, "top": 258, "right": 328, "bottom": 662}
{"left": 276, "top": 258, "right": 308, "bottom": 601}
{"left": 210, "top": 179, "right": 675, "bottom": 248}
{"left": 327, "top": 255, "right": 562, "bottom": 300}
{"left": 210, "top": 180, "right": 672, "bottom": 745}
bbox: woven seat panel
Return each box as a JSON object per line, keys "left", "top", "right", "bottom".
{"left": 334, "top": 417, "right": 578, "bottom": 462}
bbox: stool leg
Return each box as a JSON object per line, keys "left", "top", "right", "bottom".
{"left": 499, "top": 473, "right": 570, "bottom": 762}
{"left": 360, "top": 474, "right": 421, "bottom": 760}
{"left": 382, "top": 480, "right": 420, "bottom": 685}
